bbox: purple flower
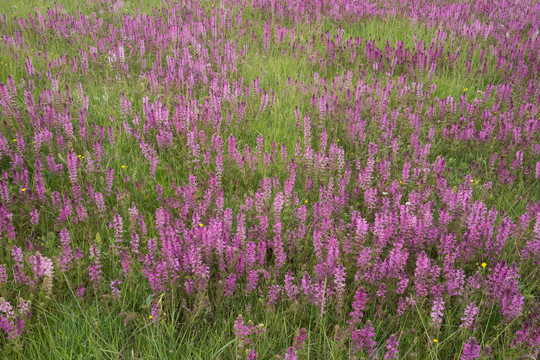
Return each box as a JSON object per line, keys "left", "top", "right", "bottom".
{"left": 348, "top": 287, "right": 367, "bottom": 326}
{"left": 431, "top": 297, "right": 445, "bottom": 327}
{"left": 58, "top": 228, "right": 73, "bottom": 272}
{"left": 224, "top": 273, "right": 236, "bottom": 297}
{"left": 283, "top": 327, "right": 307, "bottom": 360}
{"left": 151, "top": 300, "right": 160, "bottom": 324}
{"left": 75, "top": 284, "right": 85, "bottom": 299}
{"left": 89, "top": 244, "right": 102, "bottom": 293}
{"left": 351, "top": 320, "right": 377, "bottom": 356}
{"left": 334, "top": 265, "right": 346, "bottom": 314}
{"left": 461, "top": 338, "right": 481, "bottom": 360}
{"left": 486, "top": 262, "right": 524, "bottom": 320}
{"left": 461, "top": 303, "right": 479, "bottom": 329}
{"left": 284, "top": 271, "right": 299, "bottom": 300}
{"left": 384, "top": 334, "right": 399, "bottom": 360}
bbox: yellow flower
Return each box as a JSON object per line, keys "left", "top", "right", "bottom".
{"left": 199, "top": 223, "right": 203, "bottom": 227}
{"left": 78, "top": 155, "right": 82, "bottom": 158}
{"left": 433, "top": 339, "right": 438, "bottom": 343}
{"left": 148, "top": 315, "right": 152, "bottom": 320}
{"left": 13, "top": 139, "right": 17, "bottom": 142}
{"left": 463, "top": 88, "right": 468, "bottom": 91}
{"left": 399, "top": 180, "right": 403, "bottom": 184}
{"left": 121, "top": 165, "right": 126, "bottom": 168}
{"left": 21, "top": 188, "right": 26, "bottom": 192}
{"left": 470, "top": 179, "right": 474, "bottom": 183}
{"left": 305, "top": 200, "right": 308, "bottom": 203}
{"left": 482, "top": 263, "right": 487, "bottom": 268}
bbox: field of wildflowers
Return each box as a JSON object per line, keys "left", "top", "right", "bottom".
{"left": 0, "top": 0, "right": 539, "bottom": 358}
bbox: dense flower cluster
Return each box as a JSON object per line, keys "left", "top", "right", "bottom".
{"left": 0, "top": 0, "right": 538, "bottom": 358}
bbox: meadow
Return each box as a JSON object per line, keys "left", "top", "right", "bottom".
{"left": 0, "top": 0, "right": 539, "bottom": 358}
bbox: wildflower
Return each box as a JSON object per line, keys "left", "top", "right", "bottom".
{"left": 78, "top": 155, "right": 82, "bottom": 158}
{"left": 431, "top": 297, "right": 445, "bottom": 327}
{"left": 121, "top": 165, "right": 126, "bottom": 168}
{"left": 470, "top": 179, "right": 474, "bottom": 183}
{"left": 348, "top": 287, "right": 367, "bottom": 325}
{"left": 463, "top": 88, "right": 468, "bottom": 91}
{"left": 481, "top": 263, "right": 487, "bottom": 268}
{"left": 199, "top": 223, "right": 203, "bottom": 227}
{"left": 385, "top": 334, "right": 399, "bottom": 360}
{"left": 460, "top": 303, "right": 479, "bottom": 329}
{"left": 12, "top": 139, "right": 16, "bottom": 142}
{"left": 461, "top": 338, "right": 481, "bottom": 360}
{"left": 148, "top": 315, "right": 152, "bottom": 320}
{"left": 433, "top": 339, "right": 438, "bottom": 343}
{"left": 21, "top": 188, "right": 26, "bottom": 192}
{"left": 399, "top": 180, "right": 403, "bottom": 184}
{"left": 304, "top": 200, "right": 308, "bottom": 203}
{"left": 75, "top": 285, "right": 85, "bottom": 299}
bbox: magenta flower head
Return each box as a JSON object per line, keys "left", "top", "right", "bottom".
{"left": 75, "top": 284, "right": 85, "bottom": 299}
{"left": 461, "top": 338, "right": 481, "bottom": 360}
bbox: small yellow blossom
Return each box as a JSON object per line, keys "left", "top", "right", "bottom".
{"left": 337, "top": 139, "right": 340, "bottom": 142}
{"left": 463, "top": 88, "right": 468, "bottom": 91}
{"left": 121, "top": 165, "right": 126, "bottom": 168}
{"left": 433, "top": 339, "right": 438, "bottom": 343}
{"left": 21, "top": 188, "right": 26, "bottom": 192}
{"left": 78, "top": 155, "right": 82, "bottom": 158}
{"left": 13, "top": 139, "right": 17, "bottom": 142}
{"left": 399, "top": 180, "right": 403, "bottom": 184}
{"left": 148, "top": 315, "right": 152, "bottom": 320}
{"left": 481, "top": 263, "right": 487, "bottom": 268}
{"left": 199, "top": 223, "right": 203, "bottom": 227}
{"left": 305, "top": 200, "right": 308, "bottom": 203}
